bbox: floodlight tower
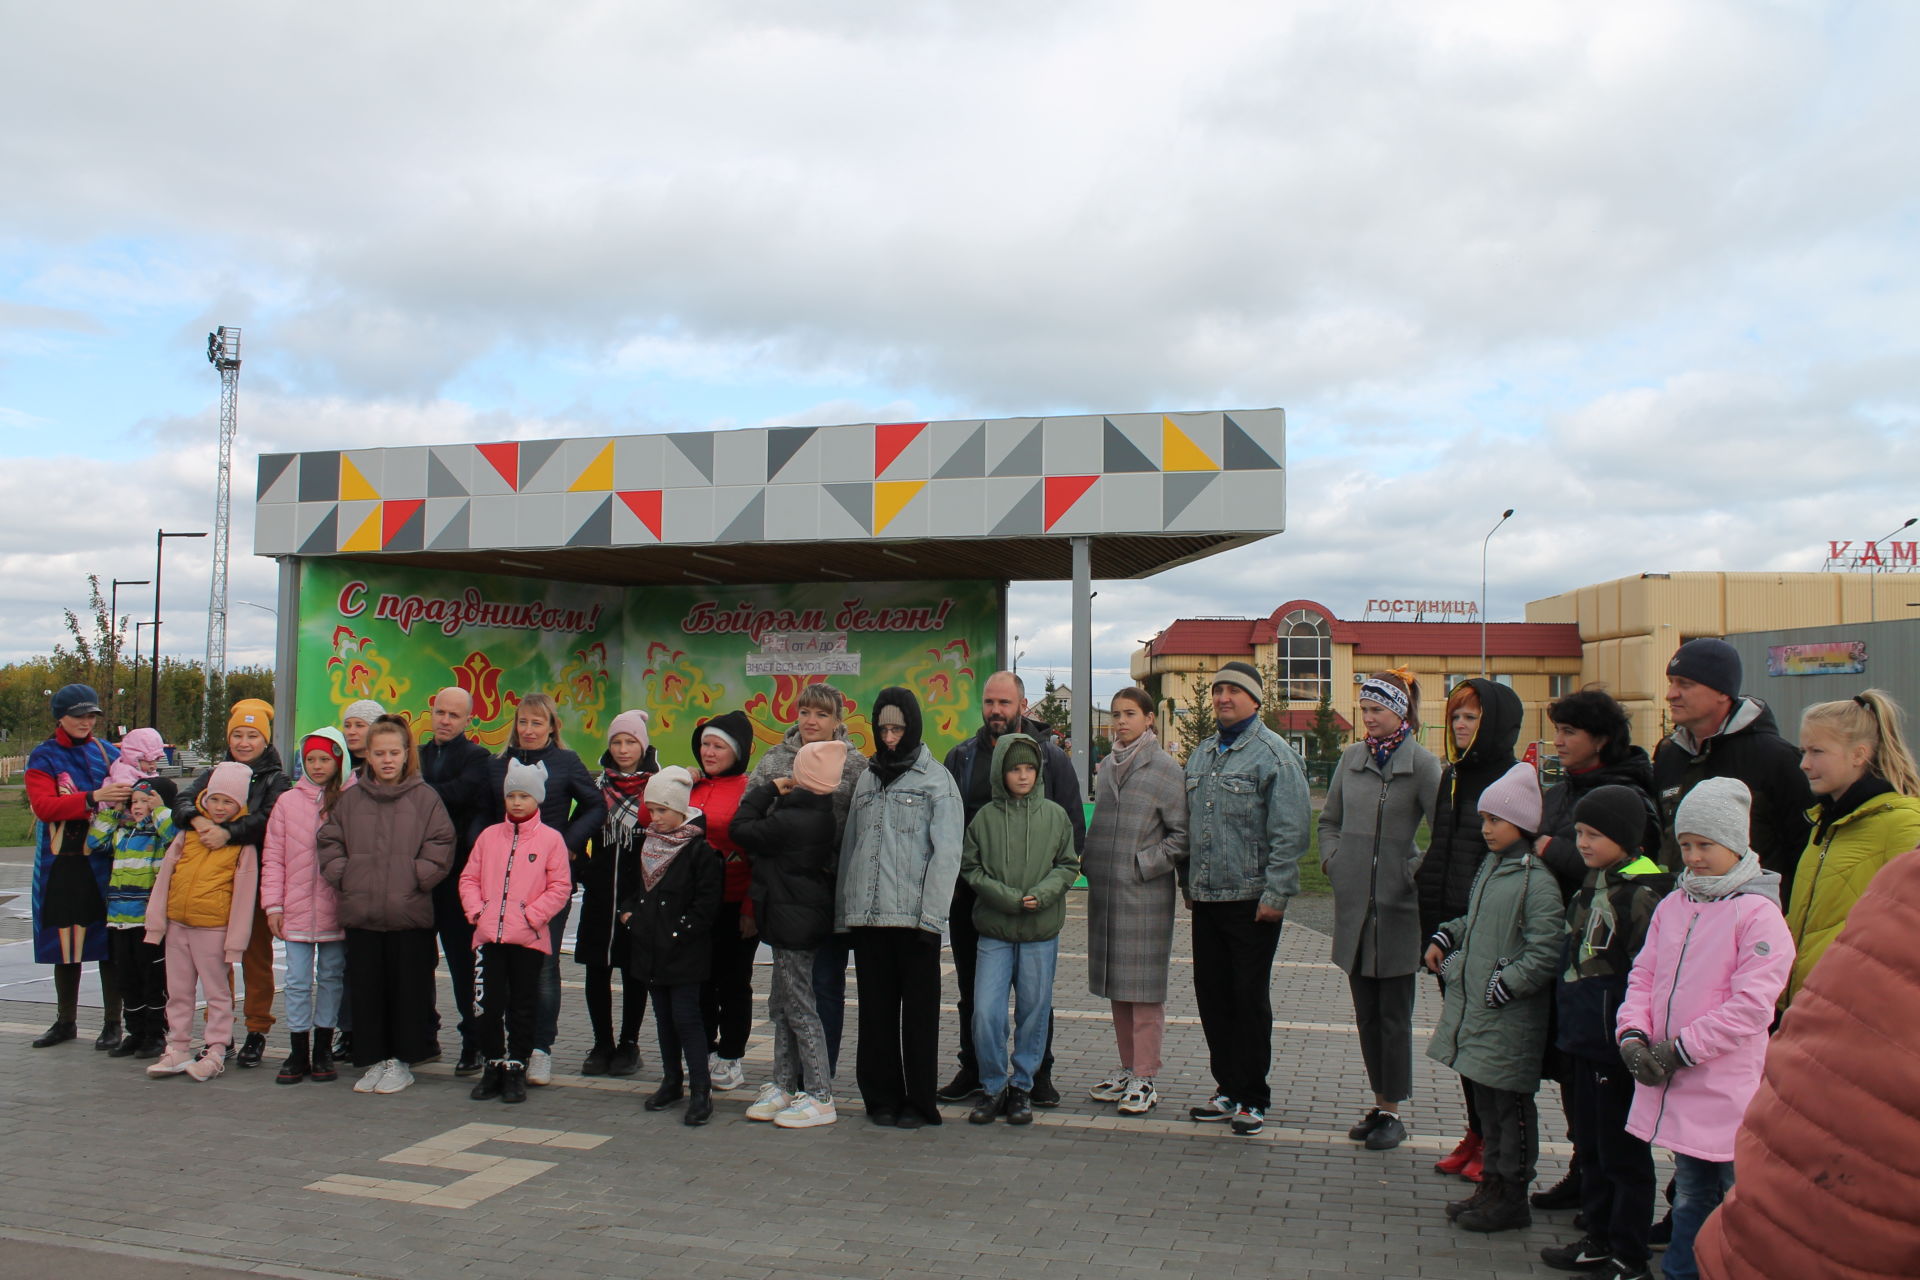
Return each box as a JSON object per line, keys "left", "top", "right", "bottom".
{"left": 203, "top": 326, "right": 242, "bottom": 749}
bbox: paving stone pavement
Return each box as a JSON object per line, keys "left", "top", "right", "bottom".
{"left": 0, "top": 890, "right": 1612, "bottom": 1279}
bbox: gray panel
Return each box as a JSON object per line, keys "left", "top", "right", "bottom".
{"left": 669, "top": 431, "right": 715, "bottom": 483}
{"left": 823, "top": 483, "right": 873, "bottom": 535}
{"left": 569, "top": 495, "right": 614, "bottom": 547}
{"left": 813, "top": 422, "right": 871, "bottom": 484}
{"left": 513, "top": 492, "right": 566, "bottom": 547}
{"left": 1097, "top": 473, "right": 1161, "bottom": 532}
{"left": 296, "top": 505, "right": 338, "bottom": 554}
{"left": 926, "top": 478, "right": 986, "bottom": 537}
{"left": 519, "top": 438, "right": 569, "bottom": 492}
{"left": 931, "top": 422, "right": 987, "bottom": 479}
{"left": 767, "top": 426, "right": 817, "bottom": 481}
{"left": 1163, "top": 472, "right": 1219, "bottom": 526}
{"left": 427, "top": 499, "right": 470, "bottom": 551}
{"left": 1217, "top": 471, "right": 1284, "bottom": 530}
{"left": 1041, "top": 413, "right": 1102, "bottom": 476}
{"left": 713, "top": 428, "right": 768, "bottom": 486}
{"left": 764, "top": 482, "right": 818, "bottom": 541}
{"left": 298, "top": 452, "right": 339, "bottom": 502}
{"left": 1101, "top": 418, "right": 1157, "bottom": 474}
{"left": 988, "top": 480, "right": 1044, "bottom": 536}
{"left": 427, "top": 449, "right": 468, "bottom": 497}
{"left": 252, "top": 502, "right": 296, "bottom": 554}
{"left": 716, "top": 489, "right": 766, "bottom": 542}
{"left": 989, "top": 423, "right": 1043, "bottom": 478}
{"left": 1223, "top": 414, "right": 1282, "bottom": 470}
{"left": 662, "top": 487, "right": 715, "bottom": 542}
{"left": 257, "top": 453, "right": 296, "bottom": 502}
{"left": 385, "top": 446, "right": 428, "bottom": 498}
{"left": 468, "top": 495, "right": 518, "bottom": 548}
{"left": 612, "top": 433, "right": 667, "bottom": 490}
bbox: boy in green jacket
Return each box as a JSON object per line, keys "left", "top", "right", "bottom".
{"left": 960, "top": 734, "right": 1080, "bottom": 1125}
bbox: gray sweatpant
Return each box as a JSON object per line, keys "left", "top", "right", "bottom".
{"left": 771, "top": 947, "right": 832, "bottom": 1101}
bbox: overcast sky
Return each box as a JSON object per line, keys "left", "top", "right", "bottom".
{"left": 3, "top": 1, "right": 1915, "bottom": 704}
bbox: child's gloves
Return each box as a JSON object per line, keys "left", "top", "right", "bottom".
{"left": 1618, "top": 1031, "right": 1669, "bottom": 1086}
{"left": 1484, "top": 969, "right": 1514, "bottom": 1008}
{"left": 1649, "top": 1038, "right": 1691, "bottom": 1077}
{"left": 1427, "top": 928, "right": 1456, "bottom": 954}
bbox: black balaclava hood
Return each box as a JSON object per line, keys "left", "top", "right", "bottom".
{"left": 868, "top": 686, "right": 925, "bottom": 787}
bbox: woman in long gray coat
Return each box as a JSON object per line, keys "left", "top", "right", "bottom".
{"left": 1319, "top": 670, "right": 1440, "bottom": 1151}
{"left": 1083, "top": 687, "right": 1187, "bottom": 1116}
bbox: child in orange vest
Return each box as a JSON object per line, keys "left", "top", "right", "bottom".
{"left": 144, "top": 763, "right": 258, "bottom": 1082}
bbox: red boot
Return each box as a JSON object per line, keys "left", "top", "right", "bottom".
{"left": 1459, "top": 1149, "right": 1486, "bottom": 1183}
{"left": 1433, "top": 1130, "right": 1481, "bottom": 1176}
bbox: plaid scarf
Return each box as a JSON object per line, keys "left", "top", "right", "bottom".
{"left": 599, "top": 768, "right": 652, "bottom": 853}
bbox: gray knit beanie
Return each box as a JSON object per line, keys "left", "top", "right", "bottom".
{"left": 1211, "top": 661, "right": 1263, "bottom": 705}
{"left": 504, "top": 759, "right": 548, "bottom": 806}
{"left": 1674, "top": 776, "right": 1751, "bottom": 855}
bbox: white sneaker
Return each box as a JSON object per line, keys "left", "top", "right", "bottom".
{"left": 711, "top": 1056, "right": 746, "bottom": 1092}
{"left": 527, "top": 1049, "right": 553, "bottom": 1086}
{"left": 374, "top": 1061, "right": 415, "bottom": 1094}
{"left": 354, "top": 1060, "right": 391, "bottom": 1093}
{"left": 1118, "top": 1077, "right": 1159, "bottom": 1115}
{"left": 1089, "top": 1070, "right": 1132, "bottom": 1102}
{"left": 745, "top": 1083, "right": 792, "bottom": 1121}
{"left": 146, "top": 1048, "right": 195, "bottom": 1077}
{"left": 772, "top": 1092, "right": 838, "bottom": 1129}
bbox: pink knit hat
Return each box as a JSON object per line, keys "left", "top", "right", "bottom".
{"left": 608, "top": 708, "right": 651, "bottom": 751}
{"left": 1478, "top": 762, "right": 1543, "bottom": 835}
{"left": 202, "top": 761, "right": 254, "bottom": 810}
{"left": 793, "top": 740, "right": 848, "bottom": 796}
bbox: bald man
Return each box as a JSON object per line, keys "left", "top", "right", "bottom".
{"left": 420, "top": 686, "right": 496, "bottom": 1075}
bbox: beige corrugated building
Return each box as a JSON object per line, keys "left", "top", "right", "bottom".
{"left": 1526, "top": 571, "right": 1920, "bottom": 746}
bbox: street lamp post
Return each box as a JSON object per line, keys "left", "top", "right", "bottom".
{"left": 107, "top": 577, "right": 150, "bottom": 728}
{"left": 1480, "top": 508, "right": 1515, "bottom": 679}
{"left": 130, "top": 621, "right": 156, "bottom": 728}
{"left": 1869, "top": 517, "right": 1916, "bottom": 622}
{"left": 151, "top": 530, "right": 208, "bottom": 736}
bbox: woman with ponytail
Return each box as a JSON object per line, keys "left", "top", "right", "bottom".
{"left": 1320, "top": 668, "right": 1441, "bottom": 1150}
{"left": 1782, "top": 689, "right": 1920, "bottom": 1007}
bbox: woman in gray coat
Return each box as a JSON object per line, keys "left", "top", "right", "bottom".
{"left": 1083, "top": 687, "right": 1187, "bottom": 1116}
{"left": 1319, "top": 671, "right": 1440, "bottom": 1150}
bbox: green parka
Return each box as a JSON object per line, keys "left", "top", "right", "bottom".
{"left": 960, "top": 734, "right": 1080, "bottom": 944}
{"left": 1426, "top": 843, "right": 1566, "bottom": 1093}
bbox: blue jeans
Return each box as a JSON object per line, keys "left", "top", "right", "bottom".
{"left": 971, "top": 936, "right": 1058, "bottom": 1095}
{"left": 812, "top": 935, "right": 851, "bottom": 1075}
{"left": 281, "top": 940, "right": 346, "bottom": 1033}
{"left": 535, "top": 894, "right": 574, "bottom": 1052}
{"left": 1667, "top": 1153, "right": 1735, "bottom": 1280}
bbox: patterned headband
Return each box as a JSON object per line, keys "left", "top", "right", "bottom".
{"left": 1358, "top": 678, "right": 1410, "bottom": 719}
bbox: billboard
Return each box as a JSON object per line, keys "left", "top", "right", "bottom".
{"left": 295, "top": 559, "right": 996, "bottom": 764}
{"left": 1766, "top": 640, "right": 1868, "bottom": 678}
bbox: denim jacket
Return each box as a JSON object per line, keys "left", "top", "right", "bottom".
{"left": 1181, "top": 720, "right": 1312, "bottom": 911}
{"left": 835, "top": 745, "right": 965, "bottom": 934}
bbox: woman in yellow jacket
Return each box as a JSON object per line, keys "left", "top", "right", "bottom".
{"left": 1784, "top": 689, "right": 1920, "bottom": 1007}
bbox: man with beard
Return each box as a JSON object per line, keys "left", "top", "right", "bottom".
{"left": 938, "top": 671, "right": 1085, "bottom": 1106}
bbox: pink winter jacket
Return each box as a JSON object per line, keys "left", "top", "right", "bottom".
{"left": 262, "top": 776, "right": 354, "bottom": 943}
{"left": 460, "top": 815, "right": 573, "bottom": 954}
{"left": 1617, "top": 876, "right": 1794, "bottom": 1161}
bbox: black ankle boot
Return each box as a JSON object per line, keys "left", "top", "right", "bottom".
{"left": 646, "top": 1075, "right": 685, "bottom": 1111}
{"left": 500, "top": 1063, "right": 528, "bottom": 1104}
{"left": 94, "top": 1020, "right": 123, "bottom": 1052}
{"left": 1458, "top": 1177, "right": 1532, "bottom": 1233}
{"left": 608, "top": 1041, "right": 641, "bottom": 1077}
{"left": 471, "top": 1062, "right": 504, "bottom": 1101}
{"left": 32, "top": 1020, "right": 77, "bottom": 1048}
{"left": 109, "top": 1012, "right": 143, "bottom": 1058}
{"left": 684, "top": 1089, "right": 713, "bottom": 1126}
{"left": 277, "top": 1031, "right": 312, "bottom": 1084}
{"left": 309, "top": 1028, "right": 338, "bottom": 1082}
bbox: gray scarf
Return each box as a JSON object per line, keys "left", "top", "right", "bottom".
{"left": 1678, "top": 848, "right": 1764, "bottom": 902}
{"left": 1102, "top": 729, "right": 1156, "bottom": 790}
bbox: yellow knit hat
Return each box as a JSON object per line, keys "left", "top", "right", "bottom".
{"left": 227, "top": 698, "right": 275, "bottom": 739}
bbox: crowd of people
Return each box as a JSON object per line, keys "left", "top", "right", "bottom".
{"left": 22, "top": 641, "right": 1920, "bottom": 1279}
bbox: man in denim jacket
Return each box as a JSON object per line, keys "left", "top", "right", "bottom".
{"left": 1179, "top": 661, "right": 1312, "bottom": 1136}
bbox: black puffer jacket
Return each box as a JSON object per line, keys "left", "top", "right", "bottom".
{"left": 1652, "top": 697, "right": 1812, "bottom": 898}
{"left": 618, "top": 815, "right": 722, "bottom": 987}
{"left": 1416, "top": 678, "right": 1524, "bottom": 939}
{"left": 729, "top": 781, "right": 836, "bottom": 950}
{"left": 1536, "top": 747, "right": 1662, "bottom": 897}
{"left": 172, "top": 744, "right": 292, "bottom": 854}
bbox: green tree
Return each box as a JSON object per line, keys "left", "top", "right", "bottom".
{"left": 1173, "top": 682, "right": 1217, "bottom": 762}
{"left": 1309, "top": 688, "right": 1346, "bottom": 762}
{"left": 1256, "top": 657, "right": 1291, "bottom": 735}
{"left": 1036, "top": 674, "right": 1072, "bottom": 737}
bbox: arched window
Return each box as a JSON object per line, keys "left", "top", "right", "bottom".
{"left": 1280, "top": 609, "right": 1331, "bottom": 702}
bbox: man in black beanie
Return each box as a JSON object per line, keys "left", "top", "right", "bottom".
{"left": 1651, "top": 637, "right": 1809, "bottom": 896}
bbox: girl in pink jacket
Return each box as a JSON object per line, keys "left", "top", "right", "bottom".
{"left": 460, "top": 760, "right": 573, "bottom": 1104}
{"left": 263, "top": 728, "right": 353, "bottom": 1085}
{"left": 1616, "top": 777, "right": 1794, "bottom": 1280}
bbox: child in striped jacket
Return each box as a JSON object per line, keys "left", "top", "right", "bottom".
{"left": 86, "top": 777, "right": 178, "bottom": 1060}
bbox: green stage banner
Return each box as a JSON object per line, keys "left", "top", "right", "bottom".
{"left": 294, "top": 560, "right": 997, "bottom": 763}
{"left": 626, "top": 580, "right": 998, "bottom": 767}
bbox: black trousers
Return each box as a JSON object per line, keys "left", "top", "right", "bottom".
{"left": 1569, "top": 1057, "right": 1655, "bottom": 1266}
{"left": 432, "top": 879, "right": 477, "bottom": 1048}
{"left": 107, "top": 928, "right": 165, "bottom": 1037}
{"left": 1190, "top": 899, "right": 1284, "bottom": 1109}
{"left": 852, "top": 926, "right": 942, "bottom": 1121}
{"left": 949, "top": 881, "right": 1055, "bottom": 1082}
{"left": 344, "top": 928, "right": 439, "bottom": 1068}
{"left": 1349, "top": 972, "right": 1416, "bottom": 1103}
{"left": 651, "top": 982, "right": 711, "bottom": 1089}
{"left": 585, "top": 963, "right": 646, "bottom": 1047}
{"left": 701, "top": 901, "right": 759, "bottom": 1059}
{"left": 1469, "top": 1079, "right": 1539, "bottom": 1185}
{"left": 472, "top": 942, "right": 542, "bottom": 1063}
{"left": 1435, "top": 973, "right": 1482, "bottom": 1134}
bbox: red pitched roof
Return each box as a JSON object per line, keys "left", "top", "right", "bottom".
{"left": 1345, "top": 620, "right": 1582, "bottom": 659}
{"left": 1272, "top": 708, "right": 1350, "bottom": 733}
{"left": 1147, "top": 618, "right": 1266, "bottom": 656}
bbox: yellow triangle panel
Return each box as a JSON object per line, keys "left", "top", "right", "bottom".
{"left": 340, "top": 504, "right": 384, "bottom": 553}
{"left": 339, "top": 455, "right": 380, "bottom": 500}
{"left": 874, "top": 480, "right": 926, "bottom": 534}
{"left": 1162, "top": 416, "right": 1220, "bottom": 472}
{"left": 570, "top": 442, "right": 614, "bottom": 492}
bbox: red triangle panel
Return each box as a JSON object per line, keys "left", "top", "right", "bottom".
{"left": 618, "top": 490, "right": 663, "bottom": 539}
{"left": 1043, "top": 475, "right": 1099, "bottom": 531}
{"left": 874, "top": 422, "right": 927, "bottom": 477}
{"left": 381, "top": 499, "right": 424, "bottom": 545}
{"left": 478, "top": 441, "right": 519, "bottom": 490}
